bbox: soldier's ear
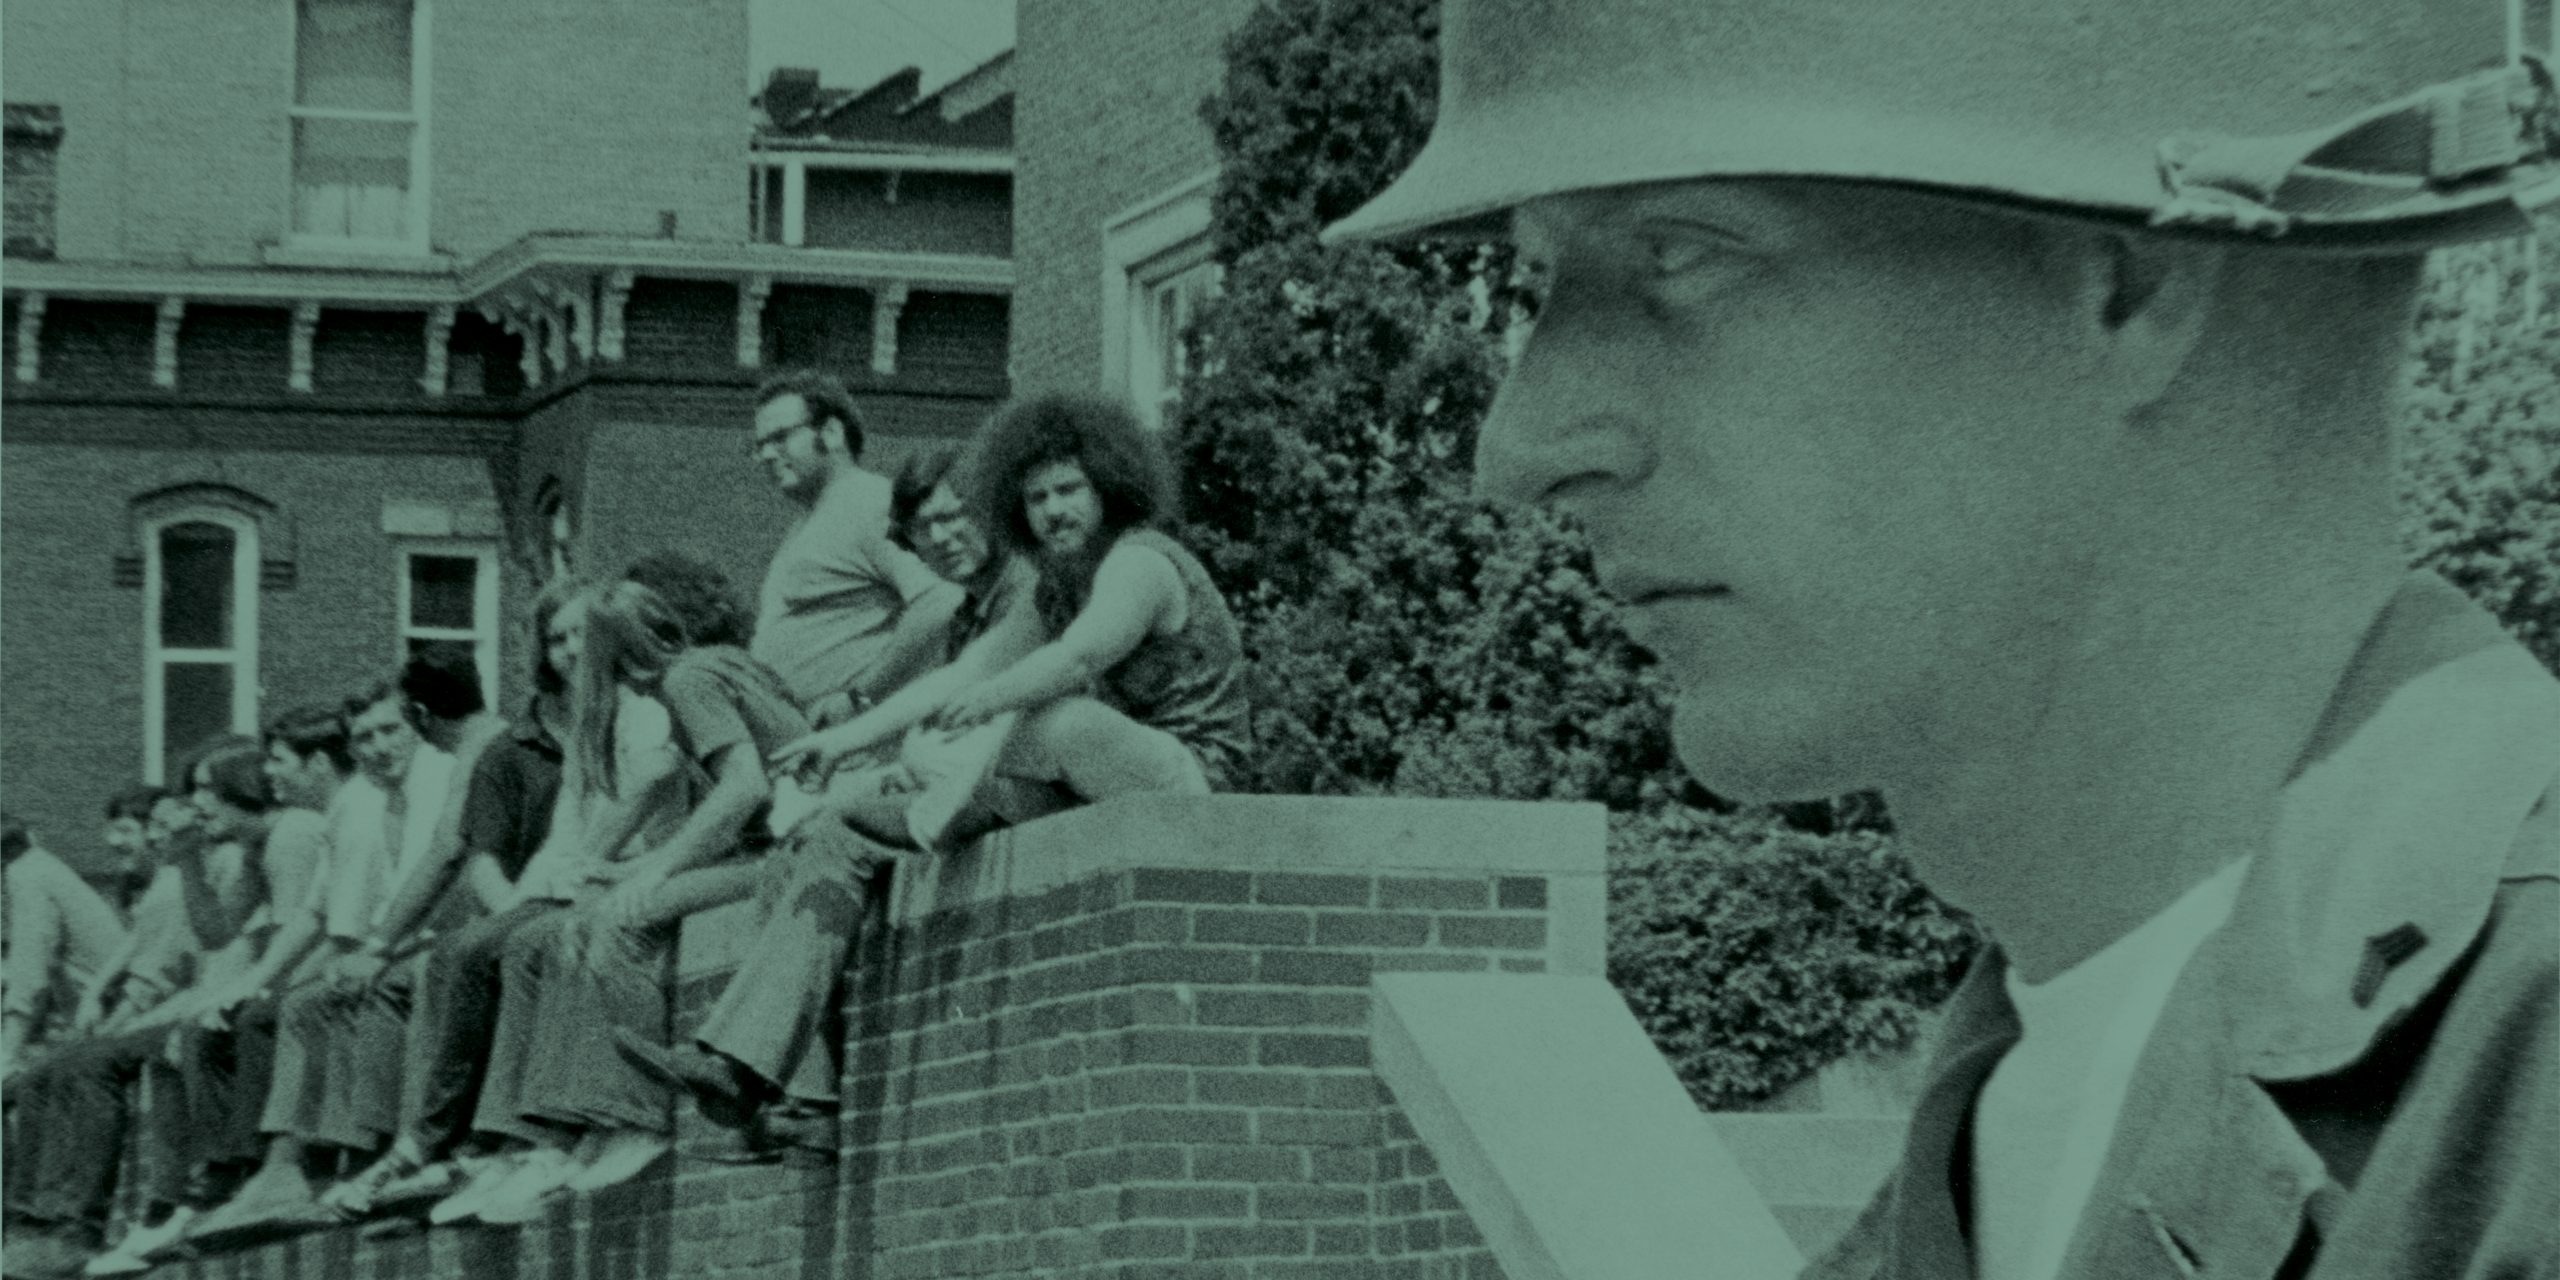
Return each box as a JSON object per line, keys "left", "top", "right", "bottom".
{"left": 2065, "top": 230, "right": 2222, "bottom": 418}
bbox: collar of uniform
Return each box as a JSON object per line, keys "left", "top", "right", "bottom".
{"left": 2224, "top": 572, "right": 2560, "bottom": 1078}
{"left": 1867, "top": 573, "right": 2560, "bottom": 1280}
{"left": 2069, "top": 573, "right": 2560, "bottom": 1279}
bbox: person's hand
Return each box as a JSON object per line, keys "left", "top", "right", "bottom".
{"left": 771, "top": 723, "right": 862, "bottom": 785}
{"left": 576, "top": 864, "right": 667, "bottom": 965}
{"left": 928, "top": 684, "right": 1008, "bottom": 734}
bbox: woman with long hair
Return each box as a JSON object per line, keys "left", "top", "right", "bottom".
{"left": 459, "top": 577, "right": 810, "bottom": 1221}
{"left": 774, "top": 393, "right": 1250, "bottom": 809}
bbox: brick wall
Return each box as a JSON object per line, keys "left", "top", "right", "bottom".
{"left": 803, "top": 171, "right": 1013, "bottom": 258}
{"left": 0, "top": 0, "right": 744, "bottom": 269}
{"left": 0, "top": 433, "right": 502, "bottom": 878}
{"left": 1, "top": 0, "right": 126, "bottom": 261}
{"left": 1011, "top": 0, "right": 1263, "bottom": 396}
{"left": 148, "top": 795, "right": 1603, "bottom": 1279}
{"left": 432, "top": 0, "right": 747, "bottom": 260}
{"left": 4, "top": 103, "right": 63, "bottom": 259}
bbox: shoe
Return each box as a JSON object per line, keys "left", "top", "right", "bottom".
{"left": 83, "top": 1208, "right": 194, "bottom": 1276}
{"left": 467, "top": 1147, "right": 579, "bottom": 1225}
{"left": 182, "top": 1181, "right": 336, "bottom": 1250}
{"left": 427, "top": 1151, "right": 523, "bottom": 1226}
{"left": 181, "top": 1169, "right": 319, "bottom": 1248}
{"left": 368, "top": 1160, "right": 462, "bottom": 1215}
{"left": 760, "top": 1103, "right": 840, "bottom": 1169}
{"left": 321, "top": 1147, "right": 421, "bottom": 1217}
{"left": 563, "top": 1129, "right": 670, "bottom": 1194}
{"left": 611, "top": 1029, "right": 761, "bottom": 1130}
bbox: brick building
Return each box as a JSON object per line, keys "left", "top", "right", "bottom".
{"left": 0, "top": 0, "right": 1015, "bottom": 883}
{"left": 1011, "top": 0, "right": 1258, "bottom": 430}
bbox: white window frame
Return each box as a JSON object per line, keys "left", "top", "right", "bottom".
{"left": 1101, "top": 170, "right": 1222, "bottom": 431}
{"left": 141, "top": 510, "right": 262, "bottom": 785}
{"left": 395, "top": 539, "right": 500, "bottom": 703}
{"left": 284, "top": 0, "right": 432, "bottom": 254}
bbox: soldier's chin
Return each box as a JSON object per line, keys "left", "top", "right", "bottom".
{"left": 1668, "top": 685, "right": 1868, "bottom": 806}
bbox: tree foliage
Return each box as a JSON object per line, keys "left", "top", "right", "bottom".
{"left": 2399, "top": 230, "right": 2560, "bottom": 673}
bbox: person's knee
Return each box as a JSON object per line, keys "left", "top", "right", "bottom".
{"left": 1028, "top": 698, "right": 1207, "bottom": 798}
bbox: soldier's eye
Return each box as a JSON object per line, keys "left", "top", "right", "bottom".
{"left": 1637, "top": 222, "right": 1740, "bottom": 277}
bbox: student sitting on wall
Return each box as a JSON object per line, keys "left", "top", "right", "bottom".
{"left": 611, "top": 449, "right": 1036, "bottom": 1152}
{"left": 184, "top": 686, "right": 457, "bottom": 1245}
{"left": 18, "top": 739, "right": 324, "bottom": 1277}
{"left": 774, "top": 393, "right": 1252, "bottom": 814}
{"left": 317, "top": 585, "right": 575, "bottom": 1220}
{"left": 425, "top": 559, "right": 747, "bottom": 1225}
{"left": 457, "top": 579, "right": 811, "bottom": 1223}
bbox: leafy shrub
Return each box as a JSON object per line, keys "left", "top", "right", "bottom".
{"left": 2398, "top": 229, "right": 2560, "bottom": 673}
{"left": 1608, "top": 807, "right": 1976, "bottom": 1109}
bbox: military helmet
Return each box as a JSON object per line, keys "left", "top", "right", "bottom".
{"left": 1325, "top": 0, "right": 2560, "bottom": 252}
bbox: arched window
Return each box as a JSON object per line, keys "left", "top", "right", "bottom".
{"left": 143, "top": 510, "right": 260, "bottom": 783}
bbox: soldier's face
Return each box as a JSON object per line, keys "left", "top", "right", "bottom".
{"left": 1480, "top": 180, "right": 2122, "bottom": 802}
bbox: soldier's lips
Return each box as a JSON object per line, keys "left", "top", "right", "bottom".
{"left": 1604, "top": 579, "right": 1735, "bottom": 652}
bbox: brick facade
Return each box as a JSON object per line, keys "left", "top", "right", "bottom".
{"left": 132, "top": 794, "right": 1597, "bottom": 1280}
{"left": 0, "top": 4, "right": 1017, "bottom": 882}
{"left": 3, "top": 103, "right": 63, "bottom": 259}
{"left": 1011, "top": 0, "right": 1262, "bottom": 395}
{"left": 0, "top": 0, "right": 739, "bottom": 267}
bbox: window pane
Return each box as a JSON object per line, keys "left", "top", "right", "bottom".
{"left": 296, "top": 0, "right": 412, "bottom": 111}
{"left": 408, "top": 555, "right": 478, "bottom": 630}
{"left": 163, "top": 663, "right": 234, "bottom": 782}
{"left": 293, "top": 118, "right": 412, "bottom": 240}
{"left": 406, "top": 636, "right": 476, "bottom": 669}
{"left": 159, "top": 522, "right": 235, "bottom": 649}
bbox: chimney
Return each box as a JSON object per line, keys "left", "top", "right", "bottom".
{"left": 761, "top": 67, "right": 820, "bottom": 127}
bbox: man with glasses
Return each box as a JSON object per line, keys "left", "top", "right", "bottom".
{"left": 746, "top": 370, "right": 961, "bottom": 726}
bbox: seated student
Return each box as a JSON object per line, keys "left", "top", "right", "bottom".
{"left": 612, "top": 454, "right": 1032, "bottom": 1147}
{"left": 457, "top": 579, "right": 808, "bottom": 1223}
{"left": 1, "top": 814, "right": 131, "bottom": 1280}
{"left": 7, "top": 744, "right": 316, "bottom": 1279}
{"left": 321, "top": 587, "right": 575, "bottom": 1217}
{"left": 96, "top": 785, "right": 162, "bottom": 917}
{"left": 424, "top": 562, "right": 748, "bottom": 1224}
{"left": 2, "top": 815, "right": 132, "bottom": 1079}
{"left": 778, "top": 393, "right": 1252, "bottom": 807}
{"left": 59, "top": 787, "right": 193, "bottom": 1043}
{"left": 227, "top": 652, "right": 504, "bottom": 1218}
{"left": 185, "top": 687, "right": 454, "bottom": 1241}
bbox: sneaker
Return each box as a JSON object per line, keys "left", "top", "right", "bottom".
{"left": 182, "top": 1170, "right": 327, "bottom": 1248}
{"left": 320, "top": 1146, "right": 421, "bottom": 1217}
{"left": 426, "top": 1151, "right": 524, "bottom": 1226}
{"left": 563, "top": 1129, "right": 670, "bottom": 1194}
{"left": 82, "top": 1208, "right": 195, "bottom": 1276}
{"left": 368, "top": 1160, "right": 463, "bottom": 1215}
{"left": 467, "top": 1147, "right": 579, "bottom": 1225}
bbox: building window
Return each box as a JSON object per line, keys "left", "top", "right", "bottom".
{"left": 1102, "top": 171, "right": 1222, "bottom": 431}
{"left": 143, "top": 513, "right": 261, "bottom": 784}
{"left": 1129, "top": 254, "right": 1219, "bottom": 432}
{"left": 290, "top": 0, "right": 427, "bottom": 248}
{"left": 396, "top": 541, "right": 499, "bottom": 701}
